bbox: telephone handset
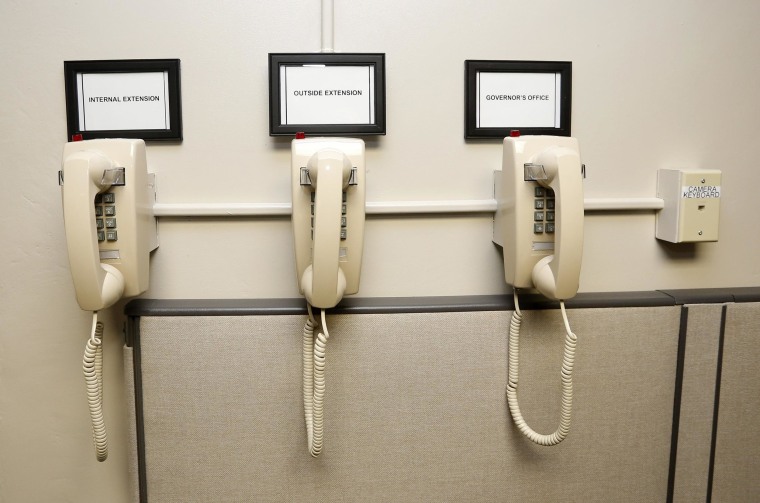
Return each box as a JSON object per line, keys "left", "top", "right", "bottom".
{"left": 60, "top": 139, "right": 157, "bottom": 461}
{"left": 298, "top": 149, "right": 351, "bottom": 308}
{"left": 529, "top": 145, "right": 584, "bottom": 300}
{"left": 291, "top": 137, "right": 365, "bottom": 456}
{"left": 493, "top": 135, "right": 584, "bottom": 446}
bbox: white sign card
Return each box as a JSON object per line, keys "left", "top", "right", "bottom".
{"left": 476, "top": 72, "right": 561, "bottom": 128}
{"left": 77, "top": 71, "right": 170, "bottom": 131}
{"left": 280, "top": 65, "right": 375, "bottom": 125}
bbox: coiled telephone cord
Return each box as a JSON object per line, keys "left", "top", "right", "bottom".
{"left": 303, "top": 305, "right": 330, "bottom": 457}
{"left": 506, "top": 292, "right": 577, "bottom": 446}
{"left": 83, "top": 312, "right": 108, "bottom": 461}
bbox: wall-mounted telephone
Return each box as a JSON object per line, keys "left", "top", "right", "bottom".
{"left": 60, "top": 138, "right": 157, "bottom": 461}
{"left": 493, "top": 135, "right": 583, "bottom": 446}
{"left": 291, "top": 137, "right": 365, "bottom": 456}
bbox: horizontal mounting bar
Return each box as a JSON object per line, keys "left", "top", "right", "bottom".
{"left": 152, "top": 197, "right": 664, "bottom": 218}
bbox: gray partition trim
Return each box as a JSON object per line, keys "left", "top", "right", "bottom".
{"left": 125, "top": 297, "right": 307, "bottom": 317}
{"left": 705, "top": 306, "right": 727, "bottom": 503}
{"left": 659, "top": 289, "right": 735, "bottom": 305}
{"left": 710, "top": 303, "right": 760, "bottom": 502}
{"left": 123, "top": 346, "right": 140, "bottom": 503}
{"left": 124, "top": 290, "right": 676, "bottom": 318}
{"left": 668, "top": 307, "right": 689, "bottom": 503}
{"left": 729, "top": 286, "right": 760, "bottom": 303}
{"left": 670, "top": 305, "right": 725, "bottom": 503}
{"left": 124, "top": 288, "right": 760, "bottom": 319}
{"left": 659, "top": 287, "right": 760, "bottom": 305}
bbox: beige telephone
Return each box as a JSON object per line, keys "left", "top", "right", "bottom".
{"left": 60, "top": 138, "right": 157, "bottom": 461}
{"left": 493, "top": 135, "right": 583, "bottom": 446}
{"left": 291, "top": 137, "right": 365, "bottom": 456}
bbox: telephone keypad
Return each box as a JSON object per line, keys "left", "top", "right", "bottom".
{"left": 94, "top": 192, "right": 118, "bottom": 242}
{"left": 309, "top": 190, "right": 348, "bottom": 241}
{"left": 340, "top": 191, "right": 347, "bottom": 240}
{"left": 532, "top": 186, "right": 555, "bottom": 234}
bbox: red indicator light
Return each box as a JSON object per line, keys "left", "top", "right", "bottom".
{"left": 72, "top": 134, "right": 84, "bottom": 142}
{"left": 295, "top": 132, "right": 306, "bottom": 139}
{"left": 509, "top": 130, "right": 521, "bottom": 137}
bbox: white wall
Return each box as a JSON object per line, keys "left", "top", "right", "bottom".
{"left": 1, "top": 0, "right": 759, "bottom": 501}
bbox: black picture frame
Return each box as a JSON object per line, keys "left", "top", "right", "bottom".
{"left": 465, "top": 60, "right": 571, "bottom": 139}
{"left": 64, "top": 59, "right": 183, "bottom": 141}
{"left": 269, "top": 53, "right": 386, "bottom": 136}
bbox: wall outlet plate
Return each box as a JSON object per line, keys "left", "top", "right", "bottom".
{"left": 656, "top": 169, "right": 721, "bottom": 243}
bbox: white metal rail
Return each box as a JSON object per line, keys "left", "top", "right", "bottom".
{"left": 152, "top": 197, "right": 664, "bottom": 217}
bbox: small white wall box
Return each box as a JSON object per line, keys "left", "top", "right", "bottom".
{"left": 656, "top": 169, "right": 721, "bottom": 243}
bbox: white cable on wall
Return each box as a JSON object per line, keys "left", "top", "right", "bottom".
{"left": 506, "top": 292, "right": 577, "bottom": 446}
{"left": 302, "top": 305, "right": 330, "bottom": 457}
{"left": 83, "top": 312, "right": 108, "bottom": 461}
{"left": 321, "top": 0, "right": 334, "bottom": 53}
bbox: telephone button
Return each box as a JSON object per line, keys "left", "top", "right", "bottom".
{"left": 104, "top": 206, "right": 116, "bottom": 216}
{"left": 97, "top": 231, "right": 106, "bottom": 242}
{"left": 546, "top": 199, "right": 556, "bottom": 210}
{"left": 534, "top": 199, "right": 545, "bottom": 210}
{"left": 534, "top": 211, "right": 544, "bottom": 222}
{"left": 95, "top": 206, "right": 104, "bottom": 216}
{"left": 546, "top": 212, "right": 555, "bottom": 222}
{"left": 105, "top": 218, "right": 117, "bottom": 228}
{"left": 103, "top": 193, "right": 115, "bottom": 204}
{"left": 546, "top": 223, "right": 555, "bottom": 233}
{"left": 96, "top": 219, "right": 105, "bottom": 229}
{"left": 534, "top": 223, "right": 545, "bottom": 233}
{"left": 106, "top": 231, "right": 118, "bottom": 241}
{"left": 535, "top": 187, "right": 546, "bottom": 197}
{"left": 340, "top": 229, "right": 347, "bottom": 240}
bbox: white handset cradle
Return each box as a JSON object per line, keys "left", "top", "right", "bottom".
{"left": 494, "top": 135, "right": 584, "bottom": 446}
{"left": 494, "top": 135, "right": 583, "bottom": 300}
{"left": 292, "top": 137, "right": 365, "bottom": 309}
{"left": 61, "top": 139, "right": 157, "bottom": 311}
